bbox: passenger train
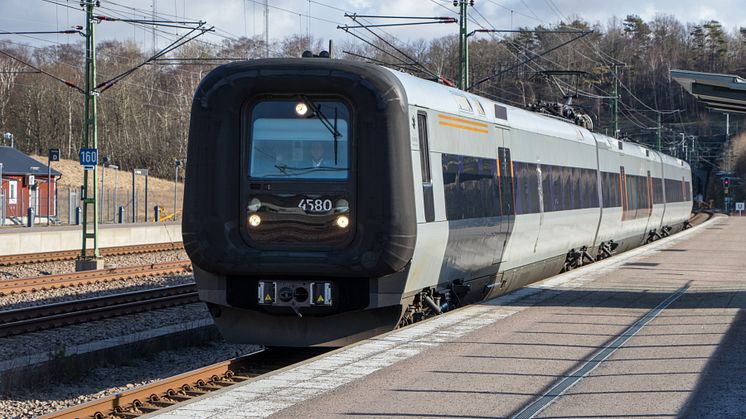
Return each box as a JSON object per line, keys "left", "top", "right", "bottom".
{"left": 182, "top": 58, "right": 692, "bottom": 346}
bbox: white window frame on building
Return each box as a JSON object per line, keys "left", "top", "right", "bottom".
{"left": 8, "top": 180, "right": 17, "bottom": 204}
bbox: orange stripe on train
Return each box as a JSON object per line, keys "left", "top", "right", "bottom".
{"left": 437, "top": 121, "right": 489, "bottom": 134}
{"left": 437, "top": 114, "right": 489, "bottom": 128}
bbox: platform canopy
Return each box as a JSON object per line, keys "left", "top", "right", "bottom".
{"left": 671, "top": 69, "right": 746, "bottom": 114}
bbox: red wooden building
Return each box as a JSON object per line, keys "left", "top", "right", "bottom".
{"left": 0, "top": 146, "right": 62, "bottom": 223}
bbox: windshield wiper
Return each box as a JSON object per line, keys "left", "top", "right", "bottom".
{"left": 298, "top": 95, "right": 341, "bottom": 164}
{"left": 271, "top": 163, "right": 344, "bottom": 177}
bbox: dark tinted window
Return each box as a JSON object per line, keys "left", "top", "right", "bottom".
{"left": 652, "top": 178, "right": 664, "bottom": 204}
{"left": 417, "top": 113, "right": 431, "bottom": 183}
{"left": 442, "top": 154, "right": 500, "bottom": 220}
{"left": 249, "top": 100, "right": 350, "bottom": 180}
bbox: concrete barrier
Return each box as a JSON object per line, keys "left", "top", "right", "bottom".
{"left": 0, "top": 222, "right": 182, "bottom": 256}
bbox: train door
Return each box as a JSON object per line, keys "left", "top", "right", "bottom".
{"left": 416, "top": 111, "right": 435, "bottom": 222}
{"left": 620, "top": 166, "right": 627, "bottom": 220}
{"left": 493, "top": 144, "right": 515, "bottom": 264}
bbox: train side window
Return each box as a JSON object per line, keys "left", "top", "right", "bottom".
{"left": 513, "top": 162, "right": 524, "bottom": 214}
{"left": 620, "top": 166, "right": 627, "bottom": 213}
{"left": 417, "top": 112, "right": 435, "bottom": 222}
{"left": 417, "top": 112, "right": 431, "bottom": 183}
{"left": 541, "top": 165, "right": 552, "bottom": 212}
{"left": 589, "top": 170, "right": 599, "bottom": 208}
{"left": 526, "top": 163, "right": 538, "bottom": 214}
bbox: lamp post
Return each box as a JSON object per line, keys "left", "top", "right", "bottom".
{"left": 100, "top": 156, "right": 110, "bottom": 222}
{"left": 3, "top": 132, "right": 13, "bottom": 148}
{"left": 47, "top": 149, "right": 60, "bottom": 225}
{"left": 109, "top": 164, "right": 119, "bottom": 222}
{"left": 0, "top": 162, "right": 4, "bottom": 226}
{"left": 173, "top": 159, "right": 181, "bottom": 221}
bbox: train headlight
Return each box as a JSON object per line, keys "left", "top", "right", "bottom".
{"left": 336, "top": 215, "right": 349, "bottom": 228}
{"left": 248, "top": 213, "right": 262, "bottom": 227}
{"left": 248, "top": 198, "right": 261, "bottom": 212}
{"left": 295, "top": 102, "right": 308, "bottom": 116}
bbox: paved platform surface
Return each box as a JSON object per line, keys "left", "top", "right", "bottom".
{"left": 154, "top": 215, "right": 745, "bottom": 418}
{"left": 0, "top": 222, "right": 181, "bottom": 255}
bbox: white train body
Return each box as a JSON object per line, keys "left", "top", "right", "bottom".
{"left": 398, "top": 69, "right": 691, "bottom": 296}
{"left": 183, "top": 59, "right": 692, "bottom": 346}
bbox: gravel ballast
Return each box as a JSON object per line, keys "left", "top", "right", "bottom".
{"left": 0, "top": 274, "right": 195, "bottom": 312}
{"left": 0, "top": 303, "right": 260, "bottom": 418}
{"left": 0, "top": 250, "right": 188, "bottom": 280}
{"left": 0, "top": 335, "right": 259, "bottom": 419}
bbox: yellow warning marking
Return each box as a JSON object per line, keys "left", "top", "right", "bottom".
{"left": 436, "top": 114, "right": 489, "bottom": 134}
{"left": 437, "top": 114, "right": 489, "bottom": 127}
{"left": 264, "top": 294, "right": 273, "bottom": 301}
{"left": 316, "top": 295, "right": 325, "bottom": 303}
{"left": 438, "top": 121, "right": 489, "bottom": 133}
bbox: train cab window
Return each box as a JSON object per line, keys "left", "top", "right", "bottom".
{"left": 248, "top": 99, "right": 350, "bottom": 180}
{"left": 417, "top": 112, "right": 431, "bottom": 183}
{"left": 451, "top": 93, "right": 473, "bottom": 113}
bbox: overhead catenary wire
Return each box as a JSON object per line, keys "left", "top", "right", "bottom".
{"left": 338, "top": 14, "right": 450, "bottom": 84}
{"left": 0, "top": 48, "right": 84, "bottom": 93}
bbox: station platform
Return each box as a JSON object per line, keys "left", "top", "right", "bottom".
{"left": 0, "top": 222, "right": 181, "bottom": 256}
{"left": 153, "top": 215, "right": 745, "bottom": 418}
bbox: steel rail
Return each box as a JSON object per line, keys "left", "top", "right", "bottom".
{"left": 42, "top": 348, "right": 329, "bottom": 419}
{"left": 0, "top": 260, "right": 192, "bottom": 295}
{"left": 0, "top": 284, "right": 198, "bottom": 337}
{"left": 0, "top": 242, "right": 184, "bottom": 266}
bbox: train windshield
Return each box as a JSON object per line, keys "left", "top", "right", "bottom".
{"left": 249, "top": 99, "right": 350, "bottom": 180}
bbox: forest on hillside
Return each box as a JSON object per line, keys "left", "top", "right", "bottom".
{"left": 0, "top": 14, "right": 745, "bottom": 181}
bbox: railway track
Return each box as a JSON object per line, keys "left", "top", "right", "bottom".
{"left": 0, "top": 260, "right": 192, "bottom": 295}
{"left": 43, "top": 347, "right": 327, "bottom": 419}
{"left": 0, "top": 242, "right": 184, "bottom": 267}
{"left": 0, "top": 284, "right": 198, "bottom": 338}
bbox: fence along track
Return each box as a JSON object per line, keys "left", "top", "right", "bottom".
{"left": 42, "top": 348, "right": 328, "bottom": 419}
{"left": 0, "top": 260, "right": 192, "bottom": 295}
{"left": 0, "top": 284, "right": 198, "bottom": 337}
{"left": 0, "top": 242, "right": 184, "bottom": 266}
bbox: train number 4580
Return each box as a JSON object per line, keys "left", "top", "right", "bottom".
{"left": 298, "top": 199, "right": 332, "bottom": 212}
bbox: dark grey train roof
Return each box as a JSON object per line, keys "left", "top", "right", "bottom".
{"left": 0, "top": 146, "right": 62, "bottom": 176}
{"left": 671, "top": 69, "right": 746, "bottom": 114}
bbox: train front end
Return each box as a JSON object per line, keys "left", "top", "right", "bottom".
{"left": 182, "top": 58, "right": 416, "bottom": 346}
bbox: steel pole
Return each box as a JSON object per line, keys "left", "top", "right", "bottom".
{"left": 47, "top": 159, "right": 51, "bottom": 225}
{"left": 173, "top": 164, "right": 178, "bottom": 221}
{"left": 457, "top": 1, "right": 469, "bottom": 90}
{"left": 113, "top": 167, "right": 118, "bottom": 221}
{"left": 132, "top": 170, "right": 135, "bottom": 223}
{"left": 100, "top": 163, "right": 105, "bottom": 222}
{"left": 81, "top": 0, "right": 100, "bottom": 259}
{"left": 145, "top": 172, "right": 149, "bottom": 222}
{"left": 656, "top": 112, "right": 661, "bottom": 151}
{"left": 0, "top": 162, "right": 4, "bottom": 226}
{"left": 612, "top": 64, "right": 619, "bottom": 137}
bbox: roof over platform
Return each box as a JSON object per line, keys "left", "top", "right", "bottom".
{"left": 671, "top": 69, "right": 746, "bottom": 114}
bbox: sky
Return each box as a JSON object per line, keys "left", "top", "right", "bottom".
{"left": 0, "top": 0, "right": 744, "bottom": 53}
